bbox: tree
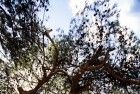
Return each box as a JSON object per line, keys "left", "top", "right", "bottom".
{"left": 0, "top": 0, "right": 52, "bottom": 94}
{"left": 0, "top": 0, "right": 140, "bottom": 94}
{"left": 66, "top": 0, "right": 140, "bottom": 93}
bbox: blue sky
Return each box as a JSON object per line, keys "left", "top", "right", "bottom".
{"left": 46, "top": 0, "right": 72, "bottom": 32}
{"left": 132, "top": 0, "right": 140, "bottom": 13}
{"left": 46, "top": 0, "right": 140, "bottom": 36}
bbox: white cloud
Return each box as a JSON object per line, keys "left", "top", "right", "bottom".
{"left": 117, "top": 0, "right": 134, "bottom": 13}
{"left": 69, "top": 0, "right": 93, "bottom": 15}
{"left": 69, "top": 0, "right": 85, "bottom": 14}
{"left": 69, "top": 0, "right": 140, "bottom": 36}
{"left": 117, "top": 0, "right": 140, "bottom": 35}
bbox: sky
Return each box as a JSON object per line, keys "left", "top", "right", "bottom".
{"left": 46, "top": 0, "right": 140, "bottom": 36}
{"left": 118, "top": 0, "right": 140, "bottom": 35}
{"left": 46, "top": 0, "right": 73, "bottom": 33}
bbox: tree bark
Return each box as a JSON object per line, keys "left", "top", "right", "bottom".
{"left": 69, "top": 87, "right": 80, "bottom": 94}
{"left": 69, "top": 90, "right": 80, "bottom": 94}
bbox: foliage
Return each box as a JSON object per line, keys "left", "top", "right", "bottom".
{"left": 0, "top": 0, "right": 50, "bottom": 93}
{"left": 0, "top": 0, "right": 140, "bottom": 94}
{"left": 66, "top": 0, "right": 140, "bottom": 93}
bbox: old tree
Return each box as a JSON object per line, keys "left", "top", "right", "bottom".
{"left": 0, "top": 0, "right": 140, "bottom": 94}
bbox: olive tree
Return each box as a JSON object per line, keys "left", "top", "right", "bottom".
{"left": 0, "top": 0, "right": 140, "bottom": 94}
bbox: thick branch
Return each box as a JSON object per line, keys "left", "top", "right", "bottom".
{"left": 69, "top": 47, "right": 112, "bottom": 93}
{"left": 103, "top": 63, "right": 140, "bottom": 85}
{"left": 18, "top": 69, "right": 58, "bottom": 94}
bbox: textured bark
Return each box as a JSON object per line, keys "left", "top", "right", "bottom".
{"left": 69, "top": 90, "right": 80, "bottom": 94}
{"left": 69, "top": 87, "right": 80, "bottom": 94}
{"left": 103, "top": 63, "right": 140, "bottom": 85}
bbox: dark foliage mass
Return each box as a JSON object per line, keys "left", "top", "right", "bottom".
{"left": 0, "top": 0, "right": 140, "bottom": 94}
{"left": 0, "top": 0, "right": 49, "bottom": 62}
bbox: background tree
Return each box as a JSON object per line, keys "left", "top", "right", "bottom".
{"left": 0, "top": 0, "right": 53, "bottom": 94}
{"left": 0, "top": 0, "right": 140, "bottom": 94}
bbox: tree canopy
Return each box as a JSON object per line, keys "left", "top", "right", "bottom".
{"left": 0, "top": 0, "right": 140, "bottom": 94}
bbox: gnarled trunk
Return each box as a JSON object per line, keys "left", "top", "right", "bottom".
{"left": 69, "top": 89, "right": 80, "bottom": 94}
{"left": 69, "top": 85, "right": 81, "bottom": 94}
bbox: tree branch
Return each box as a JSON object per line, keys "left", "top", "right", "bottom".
{"left": 17, "top": 68, "right": 58, "bottom": 94}
{"left": 103, "top": 63, "right": 140, "bottom": 85}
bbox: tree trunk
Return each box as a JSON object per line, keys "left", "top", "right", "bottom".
{"left": 69, "top": 86, "right": 81, "bottom": 94}
{"left": 69, "top": 90, "right": 80, "bottom": 94}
